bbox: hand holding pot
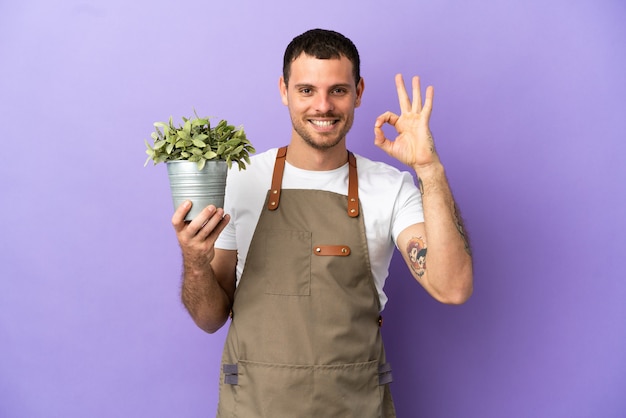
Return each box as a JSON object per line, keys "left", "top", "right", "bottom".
{"left": 172, "top": 201, "right": 230, "bottom": 267}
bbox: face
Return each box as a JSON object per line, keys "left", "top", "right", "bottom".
{"left": 279, "top": 53, "right": 364, "bottom": 151}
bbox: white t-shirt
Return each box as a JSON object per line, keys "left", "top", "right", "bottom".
{"left": 216, "top": 148, "right": 424, "bottom": 310}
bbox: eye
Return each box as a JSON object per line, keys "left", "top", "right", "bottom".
{"left": 299, "top": 88, "right": 312, "bottom": 95}
{"left": 331, "top": 87, "right": 348, "bottom": 95}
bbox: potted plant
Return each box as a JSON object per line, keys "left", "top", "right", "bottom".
{"left": 145, "top": 112, "right": 255, "bottom": 220}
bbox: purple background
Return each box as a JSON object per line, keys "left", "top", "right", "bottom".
{"left": 1, "top": 0, "right": 625, "bottom": 417}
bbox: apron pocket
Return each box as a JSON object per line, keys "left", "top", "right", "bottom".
{"left": 313, "top": 360, "right": 382, "bottom": 418}
{"left": 261, "top": 229, "right": 311, "bottom": 296}
{"left": 233, "top": 359, "right": 382, "bottom": 418}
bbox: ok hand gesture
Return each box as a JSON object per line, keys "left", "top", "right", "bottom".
{"left": 374, "top": 74, "right": 439, "bottom": 170}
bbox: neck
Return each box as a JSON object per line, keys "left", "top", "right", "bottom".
{"left": 286, "top": 139, "right": 348, "bottom": 171}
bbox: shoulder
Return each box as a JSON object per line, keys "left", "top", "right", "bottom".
{"left": 353, "top": 154, "right": 414, "bottom": 185}
{"left": 223, "top": 148, "right": 277, "bottom": 216}
{"left": 238, "top": 147, "right": 277, "bottom": 173}
{"left": 353, "top": 154, "right": 424, "bottom": 242}
{"left": 227, "top": 148, "right": 277, "bottom": 183}
{"left": 250, "top": 147, "right": 279, "bottom": 166}
{"left": 354, "top": 153, "right": 403, "bottom": 174}
{"left": 353, "top": 153, "right": 422, "bottom": 216}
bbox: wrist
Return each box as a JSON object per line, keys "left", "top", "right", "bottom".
{"left": 412, "top": 160, "right": 445, "bottom": 179}
{"left": 414, "top": 161, "right": 447, "bottom": 197}
{"left": 183, "top": 251, "right": 214, "bottom": 275}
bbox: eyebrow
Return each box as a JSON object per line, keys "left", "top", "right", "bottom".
{"left": 293, "top": 83, "right": 353, "bottom": 90}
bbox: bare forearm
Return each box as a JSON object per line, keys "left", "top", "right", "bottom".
{"left": 181, "top": 258, "right": 232, "bottom": 333}
{"left": 416, "top": 162, "right": 473, "bottom": 303}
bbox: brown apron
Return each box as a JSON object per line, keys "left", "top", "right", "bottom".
{"left": 217, "top": 147, "right": 396, "bottom": 418}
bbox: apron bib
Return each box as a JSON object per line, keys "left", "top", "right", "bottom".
{"left": 217, "top": 147, "right": 396, "bottom": 418}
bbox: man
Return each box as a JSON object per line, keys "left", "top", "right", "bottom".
{"left": 172, "top": 29, "right": 472, "bottom": 417}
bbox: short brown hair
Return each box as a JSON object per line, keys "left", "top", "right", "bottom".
{"left": 282, "top": 29, "right": 361, "bottom": 86}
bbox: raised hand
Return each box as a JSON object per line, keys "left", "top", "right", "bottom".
{"left": 374, "top": 74, "right": 439, "bottom": 170}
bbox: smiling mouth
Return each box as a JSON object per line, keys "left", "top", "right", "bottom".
{"left": 309, "top": 119, "right": 338, "bottom": 128}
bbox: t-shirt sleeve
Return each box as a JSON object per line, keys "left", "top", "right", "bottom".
{"left": 391, "top": 172, "right": 424, "bottom": 245}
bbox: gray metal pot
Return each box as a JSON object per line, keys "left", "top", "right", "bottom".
{"left": 166, "top": 160, "right": 228, "bottom": 221}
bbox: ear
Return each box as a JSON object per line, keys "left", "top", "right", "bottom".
{"left": 279, "top": 76, "right": 288, "bottom": 106}
{"left": 355, "top": 77, "right": 365, "bottom": 108}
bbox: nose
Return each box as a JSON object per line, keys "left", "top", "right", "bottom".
{"left": 313, "top": 92, "right": 334, "bottom": 114}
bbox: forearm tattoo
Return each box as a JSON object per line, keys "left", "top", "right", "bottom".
{"left": 406, "top": 236, "right": 427, "bottom": 278}
{"left": 453, "top": 203, "right": 472, "bottom": 256}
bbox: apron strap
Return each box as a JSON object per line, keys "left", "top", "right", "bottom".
{"left": 268, "top": 146, "right": 288, "bottom": 210}
{"left": 347, "top": 151, "right": 359, "bottom": 218}
{"left": 268, "top": 146, "right": 360, "bottom": 218}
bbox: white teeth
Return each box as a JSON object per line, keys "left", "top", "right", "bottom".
{"left": 311, "top": 120, "right": 335, "bottom": 127}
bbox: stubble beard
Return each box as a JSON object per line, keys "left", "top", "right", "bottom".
{"left": 291, "top": 112, "right": 354, "bottom": 151}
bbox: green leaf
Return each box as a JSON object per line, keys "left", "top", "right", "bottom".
{"left": 192, "top": 139, "right": 206, "bottom": 148}
{"left": 183, "top": 119, "right": 192, "bottom": 135}
{"left": 178, "top": 129, "right": 191, "bottom": 140}
{"left": 192, "top": 118, "right": 209, "bottom": 127}
{"left": 225, "top": 138, "right": 241, "bottom": 147}
{"left": 193, "top": 133, "right": 208, "bottom": 141}
{"left": 204, "top": 150, "right": 218, "bottom": 159}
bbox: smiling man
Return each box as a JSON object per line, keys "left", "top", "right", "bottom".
{"left": 171, "top": 28, "right": 473, "bottom": 417}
